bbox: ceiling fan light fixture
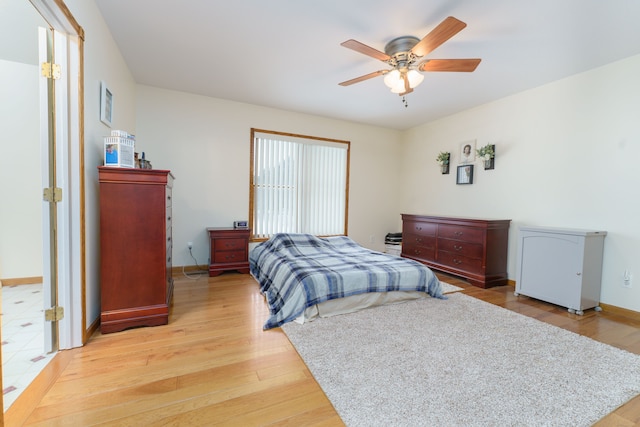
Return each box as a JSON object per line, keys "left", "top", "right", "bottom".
{"left": 407, "top": 69, "right": 424, "bottom": 88}
{"left": 390, "top": 83, "right": 405, "bottom": 94}
{"left": 383, "top": 69, "right": 401, "bottom": 89}
{"left": 384, "top": 68, "right": 424, "bottom": 93}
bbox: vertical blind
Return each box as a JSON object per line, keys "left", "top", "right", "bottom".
{"left": 251, "top": 130, "right": 349, "bottom": 239}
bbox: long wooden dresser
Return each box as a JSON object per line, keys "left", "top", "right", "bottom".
{"left": 401, "top": 214, "right": 511, "bottom": 288}
{"left": 99, "top": 167, "right": 174, "bottom": 333}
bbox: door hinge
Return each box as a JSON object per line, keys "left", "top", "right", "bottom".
{"left": 41, "top": 62, "right": 61, "bottom": 80}
{"left": 45, "top": 306, "right": 64, "bottom": 322}
{"left": 43, "top": 187, "right": 63, "bottom": 203}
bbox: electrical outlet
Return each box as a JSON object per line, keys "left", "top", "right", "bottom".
{"left": 187, "top": 241, "right": 193, "bottom": 250}
{"left": 623, "top": 270, "right": 632, "bottom": 288}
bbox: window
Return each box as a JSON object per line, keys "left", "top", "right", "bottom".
{"left": 250, "top": 129, "right": 350, "bottom": 240}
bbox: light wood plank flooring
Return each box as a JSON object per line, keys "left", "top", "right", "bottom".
{"left": 7, "top": 272, "right": 640, "bottom": 426}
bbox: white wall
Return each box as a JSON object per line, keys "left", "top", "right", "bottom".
{"left": 400, "top": 54, "right": 640, "bottom": 313}
{"left": 65, "top": 0, "right": 138, "bottom": 327}
{"left": 0, "top": 59, "right": 41, "bottom": 279}
{"left": 135, "top": 85, "right": 404, "bottom": 268}
{"left": 0, "top": 0, "right": 51, "bottom": 280}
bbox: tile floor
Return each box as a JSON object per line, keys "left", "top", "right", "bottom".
{"left": 1, "top": 283, "right": 55, "bottom": 410}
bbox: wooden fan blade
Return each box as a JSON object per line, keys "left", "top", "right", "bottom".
{"left": 419, "top": 58, "right": 481, "bottom": 72}
{"left": 341, "top": 39, "right": 391, "bottom": 62}
{"left": 411, "top": 16, "right": 467, "bottom": 57}
{"left": 339, "top": 70, "right": 386, "bottom": 86}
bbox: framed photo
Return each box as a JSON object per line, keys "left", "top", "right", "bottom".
{"left": 457, "top": 164, "right": 474, "bottom": 185}
{"left": 459, "top": 140, "right": 476, "bottom": 164}
{"left": 100, "top": 81, "right": 113, "bottom": 127}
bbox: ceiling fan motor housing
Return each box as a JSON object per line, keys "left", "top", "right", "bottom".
{"left": 384, "top": 36, "right": 420, "bottom": 68}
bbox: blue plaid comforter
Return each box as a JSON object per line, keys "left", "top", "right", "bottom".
{"left": 250, "top": 233, "right": 444, "bottom": 329}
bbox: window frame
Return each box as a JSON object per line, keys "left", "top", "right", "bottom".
{"left": 249, "top": 128, "right": 350, "bottom": 242}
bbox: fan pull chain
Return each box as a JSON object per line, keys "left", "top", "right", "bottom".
{"left": 402, "top": 96, "right": 408, "bottom": 108}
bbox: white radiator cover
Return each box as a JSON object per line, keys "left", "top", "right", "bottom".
{"left": 515, "top": 226, "right": 606, "bottom": 315}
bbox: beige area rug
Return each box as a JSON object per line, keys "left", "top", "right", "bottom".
{"left": 439, "top": 281, "right": 462, "bottom": 294}
{"left": 282, "top": 292, "right": 640, "bottom": 427}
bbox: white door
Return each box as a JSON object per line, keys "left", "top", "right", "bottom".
{"left": 38, "top": 25, "right": 58, "bottom": 353}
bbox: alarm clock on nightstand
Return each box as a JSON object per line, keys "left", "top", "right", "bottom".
{"left": 233, "top": 220, "right": 248, "bottom": 229}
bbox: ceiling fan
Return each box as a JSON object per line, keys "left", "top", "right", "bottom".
{"left": 339, "top": 16, "right": 481, "bottom": 98}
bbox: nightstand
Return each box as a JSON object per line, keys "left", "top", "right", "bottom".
{"left": 207, "top": 227, "right": 250, "bottom": 276}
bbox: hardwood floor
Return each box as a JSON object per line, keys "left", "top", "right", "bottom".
{"left": 7, "top": 272, "right": 640, "bottom": 426}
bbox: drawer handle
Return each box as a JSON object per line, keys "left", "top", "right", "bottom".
{"left": 453, "top": 244, "right": 462, "bottom": 251}
{"left": 226, "top": 254, "right": 237, "bottom": 260}
{"left": 414, "top": 249, "right": 421, "bottom": 255}
{"left": 454, "top": 231, "right": 463, "bottom": 237}
{"left": 167, "top": 216, "right": 171, "bottom": 221}
{"left": 453, "top": 258, "right": 463, "bottom": 265}
{"left": 415, "top": 226, "right": 422, "bottom": 231}
{"left": 167, "top": 257, "right": 171, "bottom": 263}
{"left": 167, "top": 195, "right": 171, "bottom": 200}
{"left": 416, "top": 237, "right": 423, "bottom": 243}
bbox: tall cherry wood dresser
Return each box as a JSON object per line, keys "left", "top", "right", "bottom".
{"left": 401, "top": 214, "right": 511, "bottom": 288}
{"left": 98, "top": 167, "right": 175, "bottom": 333}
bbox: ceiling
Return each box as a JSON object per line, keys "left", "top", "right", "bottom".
{"left": 95, "top": 0, "right": 640, "bottom": 130}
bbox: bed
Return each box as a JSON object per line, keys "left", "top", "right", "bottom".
{"left": 250, "top": 233, "right": 445, "bottom": 329}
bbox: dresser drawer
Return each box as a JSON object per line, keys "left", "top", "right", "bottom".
{"left": 402, "top": 243, "right": 435, "bottom": 261}
{"left": 438, "top": 225, "right": 483, "bottom": 243}
{"left": 438, "top": 238, "right": 483, "bottom": 259}
{"left": 166, "top": 188, "right": 172, "bottom": 207}
{"left": 214, "top": 249, "right": 246, "bottom": 264}
{"left": 405, "top": 221, "right": 437, "bottom": 236}
{"left": 437, "top": 250, "right": 483, "bottom": 274}
{"left": 214, "top": 238, "right": 246, "bottom": 252}
{"left": 403, "top": 233, "right": 436, "bottom": 250}
{"left": 166, "top": 207, "right": 172, "bottom": 228}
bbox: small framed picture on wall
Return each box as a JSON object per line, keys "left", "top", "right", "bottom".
{"left": 100, "top": 80, "right": 113, "bottom": 127}
{"left": 459, "top": 140, "right": 476, "bottom": 164}
{"left": 457, "top": 164, "right": 474, "bottom": 185}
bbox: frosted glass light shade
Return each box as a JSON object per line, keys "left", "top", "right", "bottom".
{"left": 384, "top": 69, "right": 424, "bottom": 93}
{"left": 383, "top": 70, "right": 401, "bottom": 88}
{"left": 407, "top": 69, "right": 424, "bottom": 88}
{"left": 390, "top": 83, "right": 405, "bottom": 93}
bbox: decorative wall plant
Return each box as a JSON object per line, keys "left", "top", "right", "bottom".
{"left": 477, "top": 144, "right": 495, "bottom": 170}
{"left": 436, "top": 151, "right": 450, "bottom": 174}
